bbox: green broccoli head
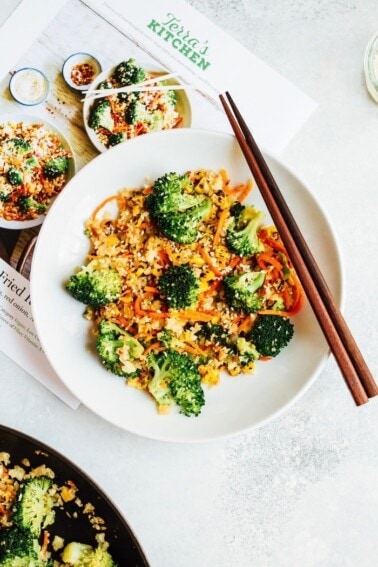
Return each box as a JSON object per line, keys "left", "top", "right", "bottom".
{"left": 88, "top": 99, "right": 114, "bottom": 132}
{"left": 113, "top": 58, "right": 146, "bottom": 86}
{"left": 17, "top": 196, "right": 47, "bottom": 215}
{"left": 96, "top": 319, "right": 144, "bottom": 378}
{"left": 108, "top": 132, "right": 126, "bottom": 147}
{"left": 145, "top": 172, "right": 212, "bottom": 243}
{"left": 247, "top": 314, "right": 294, "bottom": 357}
{"left": 225, "top": 203, "right": 264, "bottom": 257}
{"left": 223, "top": 270, "right": 265, "bottom": 313}
{"left": 158, "top": 264, "right": 200, "bottom": 309}
{"left": 7, "top": 167, "right": 23, "bottom": 185}
{"left": 0, "top": 191, "right": 11, "bottom": 202}
{"left": 43, "top": 156, "right": 69, "bottom": 180}
{"left": 146, "top": 172, "right": 198, "bottom": 216}
{"left": 66, "top": 260, "right": 122, "bottom": 307}
{"left": 198, "top": 323, "right": 232, "bottom": 348}
{"left": 147, "top": 349, "right": 205, "bottom": 416}
{"left": 4, "top": 137, "right": 31, "bottom": 155}
{"left": 0, "top": 525, "right": 40, "bottom": 564}
{"left": 13, "top": 476, "right": 56, "bottom": 537}
{"left": 154, "top": 198, "right": 212, "bottom": 244}
{"left": 235, "top": 337, "right": 260, "bottom": 365}
{"left": 61, "top": 541, "right": 116, "bottom": 566}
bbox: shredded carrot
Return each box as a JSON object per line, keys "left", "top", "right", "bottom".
{"left": 256, "top": 252, "right": 283, "bottom": 271}
{"left": 178, "top": 310, "right": 221, "bottom": 323}
{"left": 213, "top": 209, "right": 229, "bottom": 247}
{"left": 91, "top": 194, "right": 122, "bottom": 220}
{"left": 237, "top": 315, "right": 254, "bottom": 334}
{"left": 41, "top": 531, "right": 50, "bottom": 556}
{"left": 197, "top": 245, "right": 222, "bottom": 277}
{"left": 134, "top": 296, "right": 147, "bottom": 316}
{"left": 143, "top": 341, "right": 163, "bottom": 355}
{"left": 227, "top": 255, "right": 243, "bottom": 270}
{"left": 202, "top": 278, "right": 222, "bottom": 297}
{"left": 144, "top": 286, "right": 159, "bottom": 294}
{"left": 237, "top": 179, "right": 254, "bottom": 202}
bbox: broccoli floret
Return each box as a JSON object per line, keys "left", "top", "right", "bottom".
{"left": 108, "top": 132, "right": 126, "bottom": 146}
{"left": 13, "top": 477, "right": 56, "bottom": 537}
{"left": 247, "top": 314, "right": 294, "bottom": 357}
{"left": 88, "top": 99, "right": 114, "bottom": 131}
{"left": 5, "top": 137, "right": 31, "bottom": 155}
{"left": 124, "top": 99, "right": 146, "bottom": 125}
{"left": 146, "top": 172, "right": 199, "bottom": 216}
{"left": 223, "top": 270, "right": 265, "bottom": 313}
{"left": 17, "top": 196, "right": 47, "bottom": 214}
{"left": 146, "top": 172, "right": 212, "bottom": 243}
{"left": 25, "top": 156, "right": 39, "bottom": 169}
{"left": 66, "top": 259, "right": 122, "bottom": 307}
{"left": 0, "top": 525, "right": 40, "bottom": 565}
{"left": 7, "top": 167, "right": 23, "bottom": 185}
{"left": 225, "top": 204, "right": 265, "bottom": 257}
{"left": 198, "top": 323, "right": 231, "bottom": 348}
{"left": 154, "top": 199, "right": 212, "bottom": 244}
{"left": 96, "top": 79, "right": 112, "bottom": 90}
{"left": 61, "top": 542, "right": 116, "bottom": 566}
{"left": 0, "top": 191, "right": 11, "bottom": 202}
{"left": 235, "top": 337, "right": 260, "bottom": 365}
{"left": 147, "top": 349, "right": 205, "bottom": 416}
{"left": 43, "top": 156, "right": 69, "bottom": 180}
{"left": 158, "top": 264, "right": 200, "bottom": 309}
{"left": 96, "top": 319, "right": 144, "bottom": 378}
{"left": 113, "top": 58, "right": 146, "bottom": 86}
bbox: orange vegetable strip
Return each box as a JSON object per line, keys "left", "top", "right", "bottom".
{"left": 143, "top": 342, "right": 163, "bottom": 355}
{"left": 197, "top": 245, "right": 223, "bottom": 277}
{"left": 178, "top": 310, "right": 220, "bottom": 323}
{"left": 213, "top": 209, "right": 229, "bottom": 247}
{"left": 256, "top": 252, "right": 283, "bottom": 271}
{"left": 134, "top": 296, "right": 147, "bottom": 316}
{"left": 91, "top": 194, "right": 122, "bottom": 220}
{"left": 227, "top": 256, "right": 243, "bottom": 270}
{"left": 144, "top": 286, "right": 159, "bottom": 294}
{"left": 41, "top": 531, "right": 50, "bottom": 556}
{"left": 237, "top": 315, "right": 254, "bottom": 334}
{"left": 202, "top": 278, "right": 222, "bottom": 297}
{"left": 237, "top": 179, "right": 254, "bottom": 202}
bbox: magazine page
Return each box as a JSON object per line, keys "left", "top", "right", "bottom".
{"left": 0, "top": 0, "right": 316, "bottom": 406}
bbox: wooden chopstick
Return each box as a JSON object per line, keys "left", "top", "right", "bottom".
{"left": 219, "top": 92, "right": 377, "bottom": 406}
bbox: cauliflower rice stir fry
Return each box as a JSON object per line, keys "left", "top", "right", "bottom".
{"left": 0, "top": 121, "right": 71, "bottom": 221}
{"left": 66, "top": 169, "right": 304, "bottom": 417}
{"left": 0, "top": 452, "right": 116, "bottom": 565}
{"left": 87, "top": 58, "right": 183, "bottom": 149}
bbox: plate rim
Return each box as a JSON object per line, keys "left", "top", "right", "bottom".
{"left": 30, "top": 128, "right": 344, "bottom": 443}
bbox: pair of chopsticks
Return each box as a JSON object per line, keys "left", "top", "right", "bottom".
{"left": 82, "top": 72, "right": 192, "bottom": 102}
{"left": 220, "top": 92, "right": 377, "bottom": 406}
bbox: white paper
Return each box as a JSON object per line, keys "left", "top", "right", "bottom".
{"left": 0, "top": 0, "right": 67, "bottom": 81}
{"left": 0, "top": 259, "right": 80, "bottom": 409}
{"left": 83, "top": 0, "right": 317, "bottom": 155}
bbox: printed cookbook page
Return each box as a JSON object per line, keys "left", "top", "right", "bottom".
{"left": 0, "top": 0, "right": 316, "bottom": 405}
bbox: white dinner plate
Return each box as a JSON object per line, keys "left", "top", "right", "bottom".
{"left": 0, "top": 112, "right": 75, "bottom": 229}
{"left": 30, "top": 129, "right": 343, "bottom": 443}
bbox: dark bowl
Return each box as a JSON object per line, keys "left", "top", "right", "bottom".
{"left": 0, "top": 424, "right": 149, "bottom": 566}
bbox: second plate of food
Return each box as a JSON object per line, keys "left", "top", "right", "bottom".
{"left": 30, "top": 129, "right": 343, "bottom": 443}
{"left": 0, "top": 113, "right": 75, "bottom": 229}
{"left": 83, "top": 58, "right": 192, "bottom": 152}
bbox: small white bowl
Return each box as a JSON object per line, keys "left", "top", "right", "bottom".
{"left": 9, "top": 67, "right": 49, "bottom": 106}
{"left": 62, "top": 52, "right": 102, "bottom": 92}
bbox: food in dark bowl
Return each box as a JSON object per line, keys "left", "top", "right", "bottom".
{"left": 0, "top": 425, "right": 149, "bottom": 566}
